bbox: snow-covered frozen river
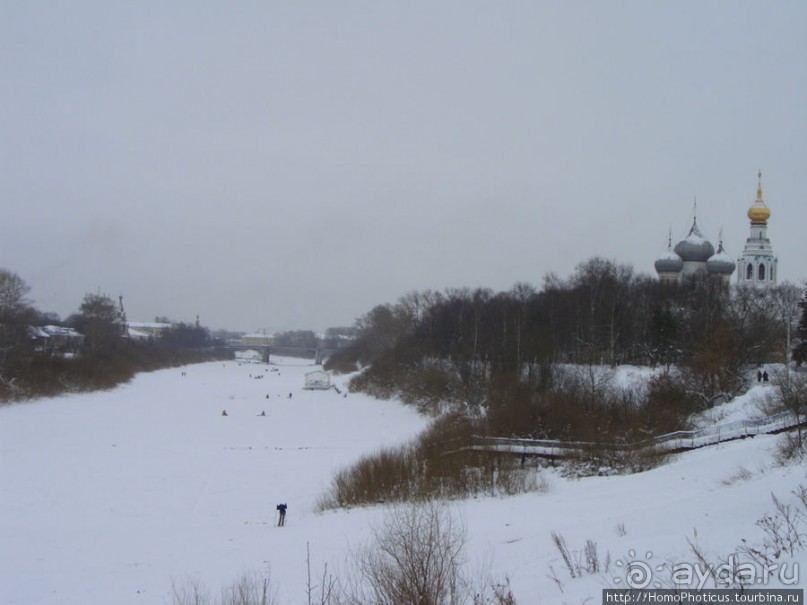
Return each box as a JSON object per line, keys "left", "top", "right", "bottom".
{"left": 1, "top": 359, "right": 804, "bottom": 603}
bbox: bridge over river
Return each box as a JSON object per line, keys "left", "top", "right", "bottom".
{"left": 224, "top": 344, "right": 338, "bottom": 365}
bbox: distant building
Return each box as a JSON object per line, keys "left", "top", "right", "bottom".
{"left": 127, "top": 322, "right": 172, "bottom": 339}
{"left": 737, "top": 171, "right": 777, "bottom": 287}
{"left": 241, "top": 332, "right": 275, "bottom": 347}
{"left": 30, "top": 325, "right": 84, "bottom": 354}
{"left": 655, "top": 172, "right": 778, "bottom": 290}
{"left": 654, "top": 217, "right": 735, "bottom": 289}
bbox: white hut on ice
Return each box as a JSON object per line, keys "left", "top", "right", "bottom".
{"left": 304, "top": 370, "right": 331, "bottom": 390}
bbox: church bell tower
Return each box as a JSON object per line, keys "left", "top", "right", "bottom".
{"left": 737, "top": 171, "right": 777, "bottom": 287}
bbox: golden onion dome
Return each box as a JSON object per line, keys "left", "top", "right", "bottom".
{"left": 748, "top": 171, "right": 771, "bottom": 224}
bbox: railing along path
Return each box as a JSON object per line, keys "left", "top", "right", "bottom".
{"left": 465, "top": 409, "right": 805, "bottom": 459}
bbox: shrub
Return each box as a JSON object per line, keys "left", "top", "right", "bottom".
{"left": 171, "top": 508, "right": 520, "bottom": 605}
{"left": 317, "top": 414, "right": 548, "bottom": 509}
{"left": 341, "top": 503, "right": 467, "bottom": 605}
{"left": 550, "top": 532, "right": 609, "bottom": 581}
{"left": 0, "top": 344, "right": 227, "bottom": 402}
{"left": 171, "top": 570, "right": 276, "bottom": 605}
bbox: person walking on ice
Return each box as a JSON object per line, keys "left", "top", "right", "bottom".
{"left": 276, "top": 503, "right": 287, "bottom": 526}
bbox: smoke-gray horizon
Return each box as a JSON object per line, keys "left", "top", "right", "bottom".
{"left": 2, "top": 2, "right": 805, "bottom": 333}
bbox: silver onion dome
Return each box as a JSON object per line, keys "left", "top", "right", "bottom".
{"left": 673, "top": 219, "right": 715, "bottom": 263}
{"left": 706, "top": 242, "right": 736, "bottom": 275}
{"left": 655, "top": 250, "right": 684, "bottom": 274}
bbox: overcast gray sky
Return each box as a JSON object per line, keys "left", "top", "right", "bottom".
{"left": 1, "top": 1, "right": 805, "bottom": 333}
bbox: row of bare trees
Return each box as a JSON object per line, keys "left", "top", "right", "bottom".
{"left": 327, "top": 257, "right": 805, "bottom": 422}
{"left": 0, "top": 267, "right": 223, "bottom": 400}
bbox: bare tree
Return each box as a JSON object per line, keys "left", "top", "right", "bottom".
{"left": 772, "top": 282, "right": 804, "bottom": 384}
{"left": 0, "top": 268, "right": 32, "bottom": 320}
{"left": 776, "top": 372, "right": 807, "bottom": 451}
{"left": 70, "top": 292, "right": 121, "bottom": 353}
{"left": 345, "top": 503, "right": 467, "bottom": 605}
{"left": 171, "top": 570, "right": 276, "bottom": 605}
{"left": 796, "top": 284, "right": 807, "bottom": 368}
{"left": 220, "top": 571, "right": 275, "bottom": 605}
{"left": 171, "top": 576, "right": 212, "bottom": 605}
{"left": 0, "top": 269, "right": 35, "bottom": 385}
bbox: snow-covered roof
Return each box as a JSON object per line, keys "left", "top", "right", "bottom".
{"left": 42, "top": 325, "right": 82, "bottom": 338}
{"left": 127, "top": 328, "right": 152, "bottom": 339}
{"left": 326, "top": 334, "right": 355, "bottom": 341}
{"left": 30, "top": 325, "right": 84, "bottom": 341}
{"left": 128, "top": 322, "right": 172, "bottom": 330}
{"left": 28, "top": 326, "right": 49, "bottom": 338}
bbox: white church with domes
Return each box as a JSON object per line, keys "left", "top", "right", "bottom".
{"left": 655, "top": 172, "right": 778, "bottom": 289}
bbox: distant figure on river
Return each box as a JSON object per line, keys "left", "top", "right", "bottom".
{"left": 276, "top": 503, "right": 287, "bottom": 526}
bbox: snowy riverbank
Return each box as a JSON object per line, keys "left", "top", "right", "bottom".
{"left": 1, "top": 359, "right": 804, "bottom": 603}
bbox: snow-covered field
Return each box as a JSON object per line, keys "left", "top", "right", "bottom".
{"left": 1, "top": 359, "right": 805, "bottom": 604}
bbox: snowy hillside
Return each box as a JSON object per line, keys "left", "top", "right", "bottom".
{"left": 1, "top": 359, "right": 804, "bottom": 604}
